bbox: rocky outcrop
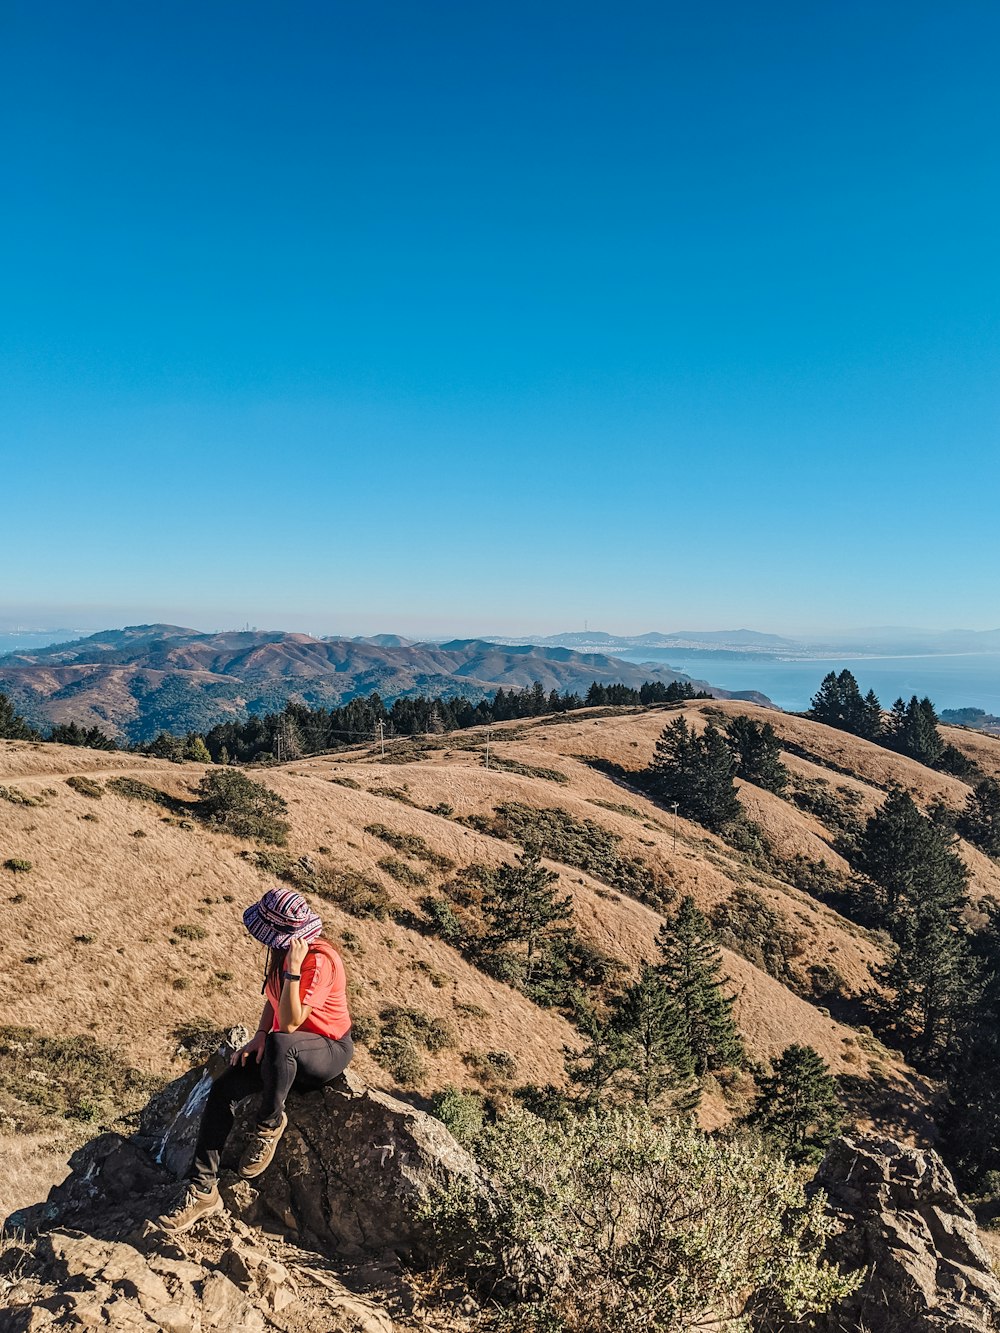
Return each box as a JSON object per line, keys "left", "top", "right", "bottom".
{"left": 801, "top": 1135, "right": 1000, "bottom": 1333}
{"left": 2, "top": 1047, "right": 486, "bottom": 1333}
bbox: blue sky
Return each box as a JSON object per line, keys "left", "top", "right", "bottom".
{"left": 3, "top": 1, "right": 999, "bottom": 637}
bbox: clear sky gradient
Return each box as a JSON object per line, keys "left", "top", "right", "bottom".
{"left": 3, "top": 2, "right": 999, "bottom": 637}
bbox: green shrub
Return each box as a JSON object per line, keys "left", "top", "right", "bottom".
{"left": 4, "top": 859, "right": 31, "bottom": 873}
{"left": 172, "top": 1019, "right": 229, "bottom": 1066}
{"left": 329, "top": 775, "right": 361, "bottom": 789}
{"left": 365, "top": 823, "right": 454, "bottom": 871}
{"left": 312, "top": 867, "right": 394, "bottom": 919}
{"left": 0, "top": 785, "right": 44, "bottom": 807}
{"left": 106, "top": 776, "right": 176, "bottom": 807}
{"left": 484, "top": 754, "right": 570, "bottom": 784}
{"left": 711, "top": 886, "right": 805, "bottom": 982}
{"left": 195, "top": 770, "right": 290, "bottom": 845}
{"left": 463, "top": 1049, "right": 517, "bottom": 1084}
{"left": 379, "top": 1005, "right": 456, "bottom": 1052}
{"left": 471, "top": 801, "right": 674, "bottom": 909}
{"left": 0, "top": 1025, "right": 159, "bottom": 1134}
{"left": 377, "top": 856, "right": 429, "bottom": 887}
{"left": 372, "top": 1034, "right": 426, "bottom": 1083}
{"left": 66, "top": 775, "right": 103, "bottom": 799}
{"left": 349, "top": 1013, "right": 379, "bottom": 1045}
{"left": 431, "top": 1085, "right": 486, "bottom": 1146}
{"left": 421, "top": 1104, "right": 861, "bottom": 1331}
{"left": 173, "top": 922, "right": 208, "bottom": 941}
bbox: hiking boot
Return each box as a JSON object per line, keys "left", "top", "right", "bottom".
{"left": 238, "top": 1111, "right": 288, "bottom": 1178}
{"left": 156, "top": 1182, "right": 223, "bottom": 1234}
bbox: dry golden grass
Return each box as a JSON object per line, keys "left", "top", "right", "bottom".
{"left": 8, "top": 702, "right": 988, "bottom": 1211}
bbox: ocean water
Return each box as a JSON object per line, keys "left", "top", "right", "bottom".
{"left": 617, "top": 650, "right": 1000, "bottom": 715}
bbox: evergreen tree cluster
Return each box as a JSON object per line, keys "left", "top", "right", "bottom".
{"left": 854, "top": 789, "right": 969, "bottom": 1064}
{"left": 197, "top": 678, "right": 704, "bottom": 764}
{"left": 0, "top": 692, "right": 37, "bottom": 740}
{"left": 571, "top": 895, "right": 743, "bottom": 1112}
{"left": 644, "top": 713, "right": 789, "bottom": 832}
{"left": 584, "top": 680, "right": 708, "bottom": 706}
{"left": 809, "top": 671, "right": 975, "bottom": 776}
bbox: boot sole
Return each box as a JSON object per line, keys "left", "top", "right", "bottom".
{"left": 157, "top": 1196, "right": 223, "bottom": 1235}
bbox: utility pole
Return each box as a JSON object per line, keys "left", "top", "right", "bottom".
{"left": 671, "top": 801, "right": 679, "bottom": 851}
{"left": 377, "top": 720, "right": 385, "bottom": 758}
{"left": 484, "top": 728, "right": 491, "bottom": 770}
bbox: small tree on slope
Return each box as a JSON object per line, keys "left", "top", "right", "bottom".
{"left": 750, "top": 1043, "right": 842, "bottom": 1164}
{"left": 656, "top": 895, "right": 743, "bottom": 1075}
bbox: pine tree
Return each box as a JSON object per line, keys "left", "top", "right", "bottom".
{"left": 941, "top": 908, "right": 1000, "bottom": 1188}
{"left": 808, "top": 670, "right": 871, "bottom": 737}
{"left": 0, "top": 692, "right": 36, "bottom": 740}
{"left": 647, "top": 718, "right": 741, "bottom": 833}
{"left": 480, "top": 849, "right": 575, "bottom": 999}
{"left": 183, "top": 733, "right": 212, "bottom": 763}
{"left": 862, "top": 689, "right": 883, "bottom": 740}
{"left": 854, "top": 789, "right": 929, "bottom": 917}
{"left": 750, "top": 1044, "right": 841, "bottom": 1163}
{"left": 656, "top": 896, "right": 743, "bottom": 1075}
{"left": 724, "top": 715, "right": 789, "bottom": 794}
{"left": 809, "top": 672, "right": 842, "bottom": 728}
{"left": 857, "top": 789, "right": 970, "bottom": 1062}
{"left": 890, "top": 695, "right": 944, "bottom": 766}
{"left": 569, "top": 964, "right": 697, "bottom": 1112}
{"left": 957, "top": 778, "right": 1000, "bottom": 859}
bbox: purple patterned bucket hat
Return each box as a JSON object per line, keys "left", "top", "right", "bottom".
{"left": 243, "top": 887, "right": 322, "bottom": 949}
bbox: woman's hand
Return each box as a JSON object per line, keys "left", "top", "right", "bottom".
{"left": 286, "top": 937, "right": 308, "bottom": 972}
{"left": 232, "top": 1029, "right": 267, "bottom": 1066}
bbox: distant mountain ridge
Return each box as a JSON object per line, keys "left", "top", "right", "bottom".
{"left": 0, "top": 625, "right": 770, "bottom": 743}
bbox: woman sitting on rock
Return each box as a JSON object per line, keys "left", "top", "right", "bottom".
{"left": 159, "top": 887, "right": 353, "bottom": 1234}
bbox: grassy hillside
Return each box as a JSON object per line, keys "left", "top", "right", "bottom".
{"left": 4, "top": 698, "right": 998, "bottom": 1220}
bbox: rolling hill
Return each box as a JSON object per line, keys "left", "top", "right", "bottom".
{"left": 0, "top": 624, "right": 769, "bottom": 743}
{"left": 7, "top": 695, "right": 999, "bottom": 1222}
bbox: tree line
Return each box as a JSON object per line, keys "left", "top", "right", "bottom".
{"left": 0, "top": 678, "right": 705, "bottom": 761}
{"left": 636, "top": 703, "right": 1000, "bottom": 1187}
{"left": 808, "top": 668, "right": 975, "bottom": 775}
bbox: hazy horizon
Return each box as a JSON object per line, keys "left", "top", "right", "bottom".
{"left": 2, "top": 607, "right": 1000, "bottom": 644}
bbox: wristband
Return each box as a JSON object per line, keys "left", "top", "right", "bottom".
{"left": 283, "top": 970, "right": 301, "bottom": 982}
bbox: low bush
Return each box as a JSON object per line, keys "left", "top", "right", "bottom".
{"left": 377, "top": 856, "right": 429, "bottom": 887}
{"left": 421, "top": 1104, "right": 861, "bottom": 1331}
{"left": 106, "top": 776, "right": 177, "bottom": 808}
{"left": 365, "top": 824, "right": 454, "bottom": 871}
{"left": 195, "top": 770, "right": 290, "bottom": 845}
{"left": 173, "top": 922, "right": 208, "bottom": 941}
{"left": 312, "top": 867, "right": 395, "bottom": 920}
{"left": 484, "top": 754, "right": 569, "bottom": 784}
{"left": 172, "top": 1019, "right": 230, "bottom": 1066}
{"left": 0, "top": 785, "right": 44, "bottom": 807}
{"left": 380, "top": 1005, "right": 457, "bottom": 1053}
{"left": 0, "top": 1025, "right": 159, "bottom": 1133}
{"left": 372, "top": 1034, "right": 426, "bottom": 1083}
{"left": 711, "top": 886, "right": 805, "bottom": 982}
{"left": 4, "top": 859, "right": 31, "bottom": 873}
{"left": 463, "top": 1049, "right": 517, "bottom": 1084}
{"left": 469, "top": 801, "right": 674, "bottom": 909}
{"left": 431, "top": 1085, "right": 485, "bottom": 1146}
{"left": 66, "top": 775, "right": 103, "bottom": 800}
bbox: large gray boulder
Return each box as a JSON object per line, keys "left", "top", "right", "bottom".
{"left": 805, "top": 1135, "right": 1000, "bottom": 1333}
